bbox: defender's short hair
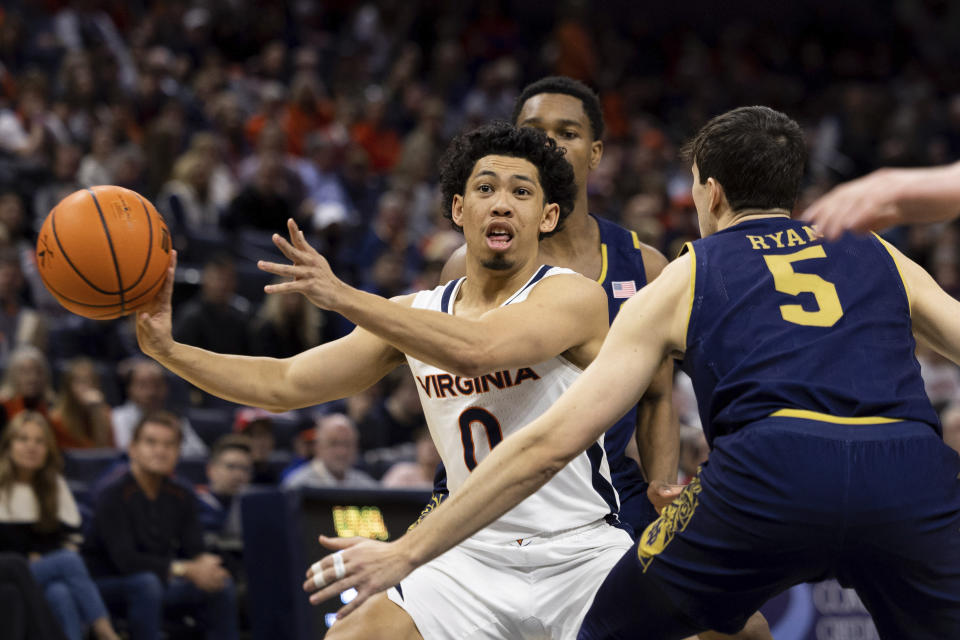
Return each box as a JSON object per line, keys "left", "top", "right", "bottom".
{"left": 682, "top": 106, "right": 806, "bottom": 213}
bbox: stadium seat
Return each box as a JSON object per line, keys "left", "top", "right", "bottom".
{"left": 186, "top": 407, "right": 233, "bottom": 448}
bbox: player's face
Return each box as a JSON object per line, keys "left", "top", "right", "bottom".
{"left": 516, "top": 93, "right": 602, "bottom": 192}
{"left": 452, "top": 155, "right": 559, "bottom": 272}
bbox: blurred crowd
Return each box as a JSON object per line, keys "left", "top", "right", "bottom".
{"left": 2, "top": 0, "right": 960, "bottom": 637}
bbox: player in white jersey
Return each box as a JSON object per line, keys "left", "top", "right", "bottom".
{"left": 136, "top": 122, "right": 636, "bottom": 639}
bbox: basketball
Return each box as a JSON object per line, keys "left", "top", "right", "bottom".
{"left": 36, "top": 186, "right": 172, "bottom": 320}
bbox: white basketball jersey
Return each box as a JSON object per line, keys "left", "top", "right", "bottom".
{"left": 406, "top": 265, "right": 619, "bottom": 544}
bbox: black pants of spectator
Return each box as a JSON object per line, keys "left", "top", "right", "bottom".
{"left": 0, "top": 553, "right": 69, "bottom": 640}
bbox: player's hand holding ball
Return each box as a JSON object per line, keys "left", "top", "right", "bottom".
{"left": 135, "top": 249, "right": 177, "bottom": 360}
{"left": 258, "top": 218, "right": 346, "bottom": 310}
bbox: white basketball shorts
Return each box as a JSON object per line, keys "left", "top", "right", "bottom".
{"left": 386, "top": 519, "right": 632, "bottom": 639}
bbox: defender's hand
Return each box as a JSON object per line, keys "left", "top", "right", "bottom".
{"left": 258, "top": 218, "right": 347, "bottom": 310}
{"left": 801, "top": 169, "right": 904, "bottom": 240}
{"left": 303, "top": 535, "right": 417, "bottom": 619}
{"left": 647, "top": 480, "right": 684, "bottom": 515}
{"left": 137, "top": 250, "right": 177, "bottom": 359}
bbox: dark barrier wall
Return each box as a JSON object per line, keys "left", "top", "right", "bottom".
{"left": 242, "top": 488, "right": 431, "bottom": 640}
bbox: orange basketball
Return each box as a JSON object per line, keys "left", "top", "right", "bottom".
{"left": 36, "top": 186, "right": 172, "bottom": 320}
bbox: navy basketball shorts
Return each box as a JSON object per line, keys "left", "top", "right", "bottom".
{"left": 578, "top": 418, "right": 960, "bottom": 640}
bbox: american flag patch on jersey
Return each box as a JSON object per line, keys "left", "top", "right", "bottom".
{"left": 612, "top": 280, "right": 637, "bottom": 298}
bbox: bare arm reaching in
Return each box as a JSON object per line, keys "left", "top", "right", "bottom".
{"left": 801, "top": 162, "right": 960, "bottom": 239}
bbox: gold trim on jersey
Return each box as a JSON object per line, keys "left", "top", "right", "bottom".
{"left": 630, "top": 230, "right": 641, "bottom": 250}
{"left": 638, "top": 474, "right": 702, "bottom": 571}
{"left": 681, "top": 242, "right": 696, "bottom": 349}
{"left": 770, "top": 408, "right": 902, "bottom": 424}
{"left": 873, "top": 233, "right": 912, "bottom": 314}
{"left": 596, "top": 243, "right": 609, "bottom": 284}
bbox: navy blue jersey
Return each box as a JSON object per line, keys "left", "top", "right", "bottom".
{"left": 593, "top": 214, "right": 649, "bottom": 477}
{"left": 681, "top": 217, "right": 940, "bottom": 445}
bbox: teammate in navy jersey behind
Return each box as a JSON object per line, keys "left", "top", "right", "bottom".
{"left": 307, "top": 106, "right": 960, "bottom": 640}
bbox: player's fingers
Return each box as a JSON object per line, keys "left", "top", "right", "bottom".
{"left": 335, "top": 592, "right": 368, "bottom": 618}
{"left": 287, "top": 218, "right": 314, "bottom": 252}
{"left": 159, "top": 250, "right": 177, "bottom": 305}
{"left": 309, "top": 577, "right": 355, "bottom": 605}
{"left": 257, "top": 260, "right": 307, "bottom": 278}
{"left": 318, "top": 535, "right": 367, "bottom": 550}
{"left": 263, "top": 280, "right": 307, "bottom": 295}
{"left": 272, "top": 233, "right": 305, "bottom": 263}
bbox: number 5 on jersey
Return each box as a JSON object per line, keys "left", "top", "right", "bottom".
{"left": 459, "top": 407, "right": 503, "bottom": 471}
{"left": 763, "top": 245, "right": 844, "bottom": 327}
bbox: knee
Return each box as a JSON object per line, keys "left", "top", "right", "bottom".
{"left": 53, "top": 550, "right": 87, "bottom": 575}
{"left": 45, "top": 580, "right": 71, "bottom": 604}
{"left": 129, "top": 572, "right": 164, "bottom": 607}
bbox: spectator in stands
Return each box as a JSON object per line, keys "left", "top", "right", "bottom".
{"left": 0, "top": 191, "right": 51, "bottom": 310}
{"left": 32, "top": 142, "right": 82, "bottom": 227}
{"left": 156, "top": 150, "right": 222, "bottom": 233}
{"left": 50, "top": 358, "right": 113, "bottom": 449}
{"left": 0, "top": 412, "right": 120, "bottom": 640}
{"left": 282, "top": 413, "right": 376, "bottom": 489}
{"left": 0, "top": 553, "right": 69, "bottom": 640}
{"left": 380, "top": 427, "right": 441, "bottom": 489}
{"left": 0, "top": 345, "right": 56, "bottom": 435}
{"left": 248, "top": 282, "right": 329, "bottom": 358}
{"left": 223, "top": 152, "right": 299, "bottom": 232}
{"left": 84, "top": 411, "right": 238, "bottom": 640}
{"left": 76, "top": 126, "right": 115, "bottom": 189}
{"left": 0, "top": 249, "right": 46, "bottom": 370}
{"left": 196, "top": 435, "right": 252, "bottom": 542}
{"left": 297, "top": 130, "right": 352, "bottom": 232}
{"left": 112, "top": 360, "right": 207, "bottom": 457}
{"left": 232, "top": 407, "right": 279, "bottom": 484}
{"left": 357, "top": 371, "right": 426, "bottom": 451}
{"left": 279, "top": 422, "right": 316, "bottom": 481}
{"left": 173, "top": 253, "right": 251, "bottom": 357}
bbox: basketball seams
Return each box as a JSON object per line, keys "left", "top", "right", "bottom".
{"left": 40, "top": 262, "right": 167, "bottom": 316}
{"left": 121, "top": 193, "right": 155, "bottom": 292}
{"left": 39, "top": 186, "right": 169, "bottom": 320}
{"left": 87, "top": 188, "right": 127, "bottom": 313}
{"left": 50, "top": 205, "right": 119, "bottom": 296}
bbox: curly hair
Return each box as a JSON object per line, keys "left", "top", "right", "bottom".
{"left": 512, "top": 76, "right": 605, "bottom": 141}
{"left": 438, "top": 122, "right": 576, "bottom": 239}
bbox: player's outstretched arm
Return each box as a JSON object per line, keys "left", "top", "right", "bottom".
{"left": 302, "top": 255, "right": 694, "bottom": 617}
{"left": 632, "top": 245, "right": 682, "bottom": 508}
{"left": 801, "top": 162, "right": 960, "bottom": 240}
{"left": 260, "top": 218, "right": 609, "bottom": 375}
{"left": 884, "top": 238, "right": 960, "bottom": 365}
{"left": 137, "top": 251, "right": 403, "bottom": 412}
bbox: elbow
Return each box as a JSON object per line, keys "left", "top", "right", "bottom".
{"left": 448, "top": 345, "right": 495, "bottom": 378}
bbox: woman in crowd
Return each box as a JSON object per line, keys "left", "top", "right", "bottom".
{"left": 0, "top": 345, "right": 56, "bottom": 434}
{"left": 0, "top": 411, "right": 120, "bottom": 640}
{"left": 50, "top": 358, "right": 114, "bottom": 449}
